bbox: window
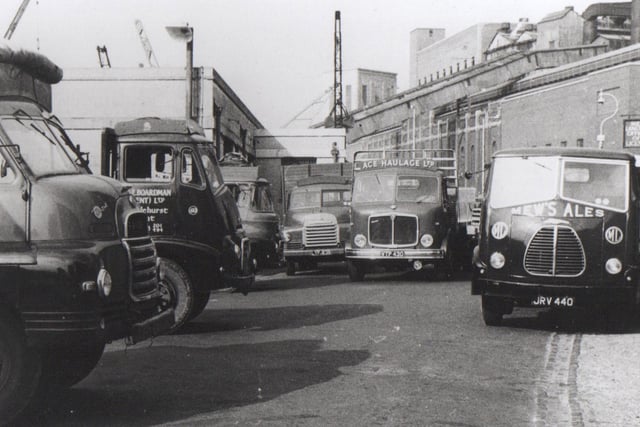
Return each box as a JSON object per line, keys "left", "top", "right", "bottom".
{"left": 397, "top": 176, "right": 439, "bottom": 203}
{"left": 362, "top": 84, "right": 368, "bottom": 106}
{"left": 124, "top": 146, "right": 174, "bottom": 182}
{"left": 181, "top": 150, "right": 203, "bottom": 187}
{"left": 577, "top": 138, "right": 584, "bottom": 147}
{"left": 321, "top": 190, "right": 344, "bottom": 206}
{"left": 254, "top": 184, "right": 274, "bottom": 212}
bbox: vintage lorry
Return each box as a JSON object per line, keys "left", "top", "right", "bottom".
{"left": 0, "top": 45, "right": 174, "bottom": 422}
{"left": 101, "top": 118, "right": 254, "bottom": 330}
{"left": 472, "top": 147, "right": 640, "bottom": 325}
{"left": 220, "top": 153, "right": 281, "bottom": 268}
{"left": 282, "top": 174, "right": 352, "bottom": 275}
{"left": 345, "top": 149, "right": 465, "bottom": 281}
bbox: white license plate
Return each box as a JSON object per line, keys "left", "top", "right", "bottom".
{"left": 531, "top": 296, "right": 575, "bottom": 308}
{"left": 312, "top": 249, "right": 330, "bottom": 256}
{"left": 381, "top": 250, "right": 405, "bottom": 257}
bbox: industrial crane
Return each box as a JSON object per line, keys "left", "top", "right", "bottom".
{"left": 135, "top": 19, "right": 159, "bottom": 67}
{"left": 4, "top": 0, "right": 31, "bottom": 40}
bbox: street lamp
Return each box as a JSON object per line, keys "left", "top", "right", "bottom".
{"left": 596, "top": 89, "right": 619, "bottom": 149}
{"left": 166, "top": 25, "right": 194, "bottom": 121}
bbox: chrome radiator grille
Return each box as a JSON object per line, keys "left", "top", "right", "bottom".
{"left": 524, "top": 225, "right": 585, "bottom": 277}
{"left": 123, "top": 236, "right": 158, "bottom": 297}
{"left": 369, "top": 214, "right": 418, "bottom": 246}
{"left": 303, "top": 223, "right": 338, "bottom": 247}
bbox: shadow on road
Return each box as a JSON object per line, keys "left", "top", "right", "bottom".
{"left": 177, "top": 303, "right": 384, "bottom": 335}
{"left": 499, "top": 307, "right": 640, "bottom": 334}
{"left": 14, "top": 340, "right": 370, "bottom": 427}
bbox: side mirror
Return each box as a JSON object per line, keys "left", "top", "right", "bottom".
{"left": 0, "top": 159, "right": 7, "bottom": 178}
{"left": 464, "top": 171, "right": 473, "bottom": 180}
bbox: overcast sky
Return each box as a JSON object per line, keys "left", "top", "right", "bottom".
{"left": 5, "top": 0, "right": 601, "bottom": 128}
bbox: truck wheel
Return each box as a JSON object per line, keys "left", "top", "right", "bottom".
{"left": 286, "top": 261, "right": 296, "bottom": 276}
{"left": 39, "top": 341, "right": 105, "bottom": 389}
{"left": 347, "top": 260, "right": 365, "bottom": 282}
{"left": 158, "top": 258, "right": 194, "bottom": 332}
{"left": 188, "top": 292, "right": 211, "bottom": 321}
{"left": 481, "top": 295, "right": 504, "bottom": 326}
{"left": 0, "top": 314, "right": 41, "bottom": 424}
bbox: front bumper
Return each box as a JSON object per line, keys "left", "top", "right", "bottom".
{"left": 127, "top": 307, "right": 175, "bottom": 344}
{"left": 346, "top": 247, "right": 445, "bottom": 260}
{"left": 24, "top": 303, "right": 175, "bottom": 347}
{"left": 472, "top": 277, "right": 639, "bottom": 306}
{"left": 284, "top": 246, "right": 345, "bottom": 258}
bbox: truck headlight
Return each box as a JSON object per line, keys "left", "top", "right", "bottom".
{"left": 489, "top": 252, "right": 505, "bottom": 269}
{"left": 234, "top": 244, "right": 241, "bottom": 256}
{"left": 605, "top": 258, "right": 622, "bottom": 275}
{"left": 420, "top": 234, "right": 433, "bottom": 248}
{"left": 283, "top": 231, "right": 291, "bottom": 242}
{"left": 97, "top": 268, "right": 112, "bottom": 297}
{"left": 354, "top": 234, "right": 367, "bottom": 248}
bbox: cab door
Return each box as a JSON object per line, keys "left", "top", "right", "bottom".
{"left": 0, "top": 146, "right": 35, "bottom": 264}
{"left": 176, "top": 147, "right": 219, "bottom": 244}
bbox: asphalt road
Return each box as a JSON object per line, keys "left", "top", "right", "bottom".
{"left": 14, "top": 263, "right": 640, "bottom": 426}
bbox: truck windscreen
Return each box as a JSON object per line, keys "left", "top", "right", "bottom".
{"left": 352, "top": 173, "right": 438, "bottom": 203}
{"left": 1, "top": 118, "right": 79, "bottom": 177}
{"left": 489, "top": 156, "right": 628, "bottom": 212}
{"left": 352, "top": 173, "right": 395, "bottom": 203}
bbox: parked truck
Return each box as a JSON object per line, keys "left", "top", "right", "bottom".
{"left": 472, "top": 147, "right": 640, "bottom": 326}
{"left": 282, "top": 174, "right": 352, "bottom": 275}
{"left": 220, "top": 152, "right": 281, "bottom": 268}
{"left": 101, "top": 118, "right": 254, "bottom": 331}
{"left": 0, "top": 46, "right": 174, "bottom": 423}
{"left": 345, "top": 149, "right": 470, "bottom": 281}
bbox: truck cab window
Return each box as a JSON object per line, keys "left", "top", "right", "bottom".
{"left": 0, "top": 155, "right": 16, "bottom": 184}
{"left": 1, "top": 118, "right": 79, "bottom": 177}
{"left": 254, "top": 185, "right": 274, "bottom": 212}
{"left": 124, "top": 146, "right": 174, "bottom": 182}
{"left": 181, "top": 150, "right": 203, "bottom": 187}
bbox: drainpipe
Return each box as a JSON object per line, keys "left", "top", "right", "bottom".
{"left": 632, "top": 0, "right": 640, "bottom": 44}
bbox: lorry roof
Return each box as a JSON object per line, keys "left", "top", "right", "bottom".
{"left": 494, "top": 147, "right": 635, "bottom": 161}
{"left": 111, "top": 117, "right": 207, "bottom": 138}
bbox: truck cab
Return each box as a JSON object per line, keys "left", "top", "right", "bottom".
{"left": 472, "top": 148, "right": 640, "bottom": 325}
{"left": 282, "top": 175, "right": 351, "bottom": 275}
{"left": 220, "top": 153, "right": 281, "bottom": 268}
{"left": 0, "top": 46, "right": 173, "bottom": 423}
{"left": 345, "top": 150, "right": 458, "bottom": 281}
{"left": 101, "top": 118, "right": 254, "bottom": 330}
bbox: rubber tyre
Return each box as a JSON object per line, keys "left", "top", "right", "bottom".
{"left": 39, "top": 341, "right": 105, "bottom": 390}
{"left": 347, "top": 260, "right": 365, "bottom": 282}
{"left": 188, "top": 292, "right": 211, "bottom": 321}
{"left": 286, "top": 261, "right": 296, "bottom": 276}
{"left": 0, "top": 314, "right": 42, "bottom": 424}
{"left": 158, "top": 257, "right": 194, "bottom": 333}
{"left": 481, "top": 295, "right": 504, "bottom": 326}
